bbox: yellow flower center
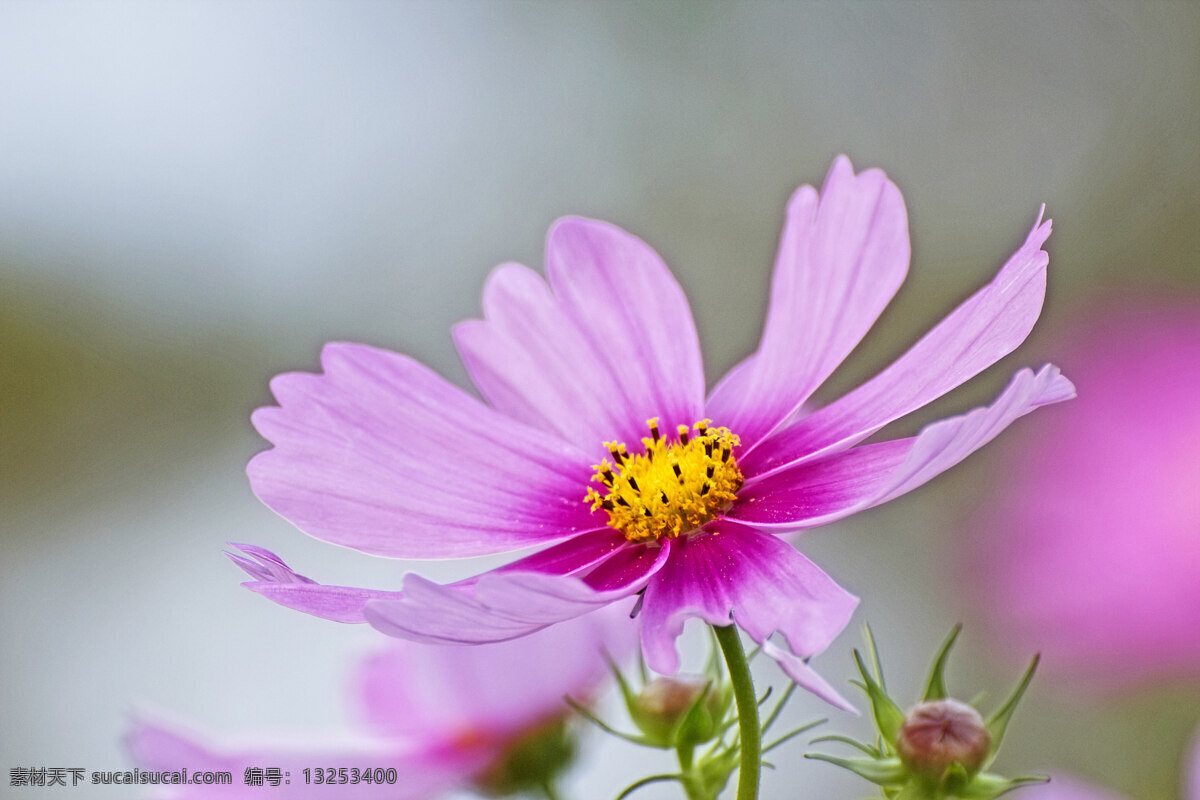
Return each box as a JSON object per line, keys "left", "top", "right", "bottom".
{"left": 585, "top": 418, "right": 743, "bottom": 543}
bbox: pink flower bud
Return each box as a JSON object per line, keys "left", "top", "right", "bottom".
{"left": 896, "top": 698, "right": 991, "bottom": 779}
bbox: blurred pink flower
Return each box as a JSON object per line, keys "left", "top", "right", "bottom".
{"left": 237, "top": 156, "right": 1070, "bottom": 708}
{"left": 971, "top": 298, "right": 1200, "bottom": 685}
{"left": 127, "top": 612, "right": 621, "bottom": 798}
{"left": 1018, "top": 727, "right": 1200, "bottom": 800}
{"left": 1018, "top": 775, "right": 1132, "bottom": 800}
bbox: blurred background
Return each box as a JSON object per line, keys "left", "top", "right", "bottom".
{"left": 2, "top": 1, "right": 1198, "bottom": 797}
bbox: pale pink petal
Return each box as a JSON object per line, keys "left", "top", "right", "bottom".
{"left": 734, "top": 365, "right": 1074, "bottom": 530}
{"left": 707, "top": 156, "right": 909, "bottom": 450}
{"left": 357, "top": 609, "right": 626, "bottom": 740}
{"left": 249, "top": 342, "right": 598, "bottom": 559}
{"left": 228, "top": 544, "right": 398, "bottom": 623}
{"left": 362, "top": 544, "right": 667, "bottom": 645}
{"left": 457, "top": 217, "right": 706, "bottom": 452}
{"left": 225, "top": 543, "right": 316, "bottom": 584}
{"left": 1017, "top": 775, "right": 1130, "bottom": 800}
{"left": 127, "top": 717, "right": 458, "bottom": 800}
{"left": 245, "top": 582, "right": 404, "bottom": 624}
{"left": 760, "top": 641, "right": 857, "bottom": 713}
{"left": 1188, "top": 728, "right": 1200, "bottom": 800}
{"left": 453, "top": 263, "right": 631, "bottom": 452}
{"left": 742, "top": 210, "right": 1053, "bottom": 478}
{"left": 637, "top": 522, "right": 857, "bottom": 701}
{"left": 235, "top": 532, "right": 625, "bottom": 624}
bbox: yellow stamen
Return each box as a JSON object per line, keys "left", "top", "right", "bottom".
{"left": 584, "top": 418, "right": 743, "bottom": 543}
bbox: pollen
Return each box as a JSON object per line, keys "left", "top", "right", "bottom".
{"left": 585, "top": 418, "right": 743, "bottom": 543}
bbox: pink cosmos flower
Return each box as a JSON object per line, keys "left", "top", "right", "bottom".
{"left": 238, "top": 156, "right": 1073, "bottom": 708}
{"left": 970, "top": 298, "right": 1200, "bottom": 685}
{"left": 127, "top": 609, "right": 620, "bottom": 798}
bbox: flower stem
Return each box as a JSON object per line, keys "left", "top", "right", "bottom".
{"left": 713, "top": 624, "right": 760, "bottom": 800}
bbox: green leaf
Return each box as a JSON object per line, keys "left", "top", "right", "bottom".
{"left": 922, "top": 625, "right": 962, "bottom": 701}
{"left": 985, "top": 654, "right": 1040, "bottom": 767}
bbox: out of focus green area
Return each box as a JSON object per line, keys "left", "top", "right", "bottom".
{"left": 0, "top": 275, "right": 256, "bottom": 532}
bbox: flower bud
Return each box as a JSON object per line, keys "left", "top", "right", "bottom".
{"left": 896, "top": 698, "right": 991, "bottom": 780}
{"left": 810, "top": 628, "right": 1044, "bottom": 800}
{"left": 630, "top": 675, "right": 730, "bottom": 748}
{"left": 471, "top": 717, "right": 575, "bottom": 798}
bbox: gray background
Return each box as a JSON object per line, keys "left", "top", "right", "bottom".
{"left": 3, "top": 2, "right": 1199, "bottom": 798}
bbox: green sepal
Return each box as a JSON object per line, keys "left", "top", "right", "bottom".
{"left": 957, "top": 772, "right": 1049, "bottom": 799}
{"left": 606, "top": 652, "right": 640, "bottom": 718}
{"left": 761, "top": 718, "right": 825, "bottom": 755}
{"left": 673, "top": 678, "right": 731, "bottom": 748}
{"left": 695, "top": 748, "right": 740, "bottom": 798}
{"left": 922, "top": 625, "right": 962, "bottom": 701}
{"left": 804, "top": 754, "right": 908, "bottom": 787}
{"left": 940, "top": 761, "right": 972, "bottom": 794}
{"left": 563, "top": 696, "right": 655, "bottom": 748}
{"left": 984, "top": 654, "right": 1039, "bottom": 768}
{"left": 808, "top": 733, "right": 880, "bottom": 757}
{"left": 853, "top": 649, "right": 905, "bottom": 745}
{"left": 613, "top": 773, "right": 683, "bottom": 800}
{"left": 893, "top": 784, "right": 933, "bottom": 800}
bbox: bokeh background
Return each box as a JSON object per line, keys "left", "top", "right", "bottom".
{"left": 3, "top": 2, "right": 1198, "bottom": 798}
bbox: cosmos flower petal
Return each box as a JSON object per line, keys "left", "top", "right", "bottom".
{"left": 760, "top": 641, "right": 857, "bottom": 713}
{"left": 454, "top": 263, "right": 634, "bottom": 451}
{"left": 547, "top": 217, "right": 707, "bottom": 442}
{"left": 362, "top": 546, "right": 666, "bottom": 645}
{"left": 228, "top": 544, "right": 400, "bottom": 622}
{"left": 248, "top": 342, "right": 597, "bottom": 559}
{"left": 638, "top": 521, "right": 858, "bottom": 701}
{"left": 707, "top": 155, "right": 910, "bottom": 449}
{"left": 243, "top": 582, "right": 402, "bottom": 624}
{"left": 233, "top": 532, "right": 627, "bottom": 624}
{"left": 225, "top": 543, "right": 317, "bottom": 584}
{"left": 728, "top": 439, "right": 913, "bottom": 528}
{"left": 743, "top": 209, "right": 1053, "bottom": 477}
{"left": 357, "top": 610, "right": 627, "bottom": 740}
{"left": 456, "top": 217, "right": 706, "bottom": 450}
{"left": 734, "top": 365, "right": 1074, "bottom": 530}
{"left": 127, "top": 716, "right": 457, "bottom": 800}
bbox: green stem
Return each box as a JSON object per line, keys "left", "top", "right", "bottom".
{"left": 539, "top": 779, "right": 564, "bottom": 800}
{"left": 713, "top": 624, "right": 760, "bottom": 800}
{"left": 675, "top": 744, "right": 709, "bottom": 800}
